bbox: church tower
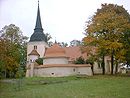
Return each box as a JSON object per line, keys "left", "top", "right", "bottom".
{"left": 27, "top": 1, "right": 49, "bottom": 64}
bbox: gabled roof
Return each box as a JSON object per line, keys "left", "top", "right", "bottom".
{"left": 29, "top": 1, "right": 47, "bottom": 42}
{"left": 28, "top": 49, "right": 40, "bottom": 56}
{"left": 64, "top": 46, "right": 88, "bottom": 61}
{"left": 44, "top": 43, "right": 68, "bottom": 58}
{"left": 44, "top": 44, "right": 88, "bottom": 61}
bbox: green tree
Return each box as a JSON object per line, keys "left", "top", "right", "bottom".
{"left": 70, "top": 40, "right": 82, "bottom": 46}
{"left": 121, "top": 30, "right": 130, "bottom": 64}
{"left": 85, "top": 4, "right": 130, "bottom": 74}
{"left": 0, "top": 24, "right": 28, "bottom": 78}
{"left": 35, "top": 58, "right": 43, "bottom": 65}
{"left": 45, "top": 33, "right": 53, "bottom": 46}
{"left": 59, "top": 42, "right": 68, "bottom": 47}
{"left": 74, "top": 57, "right": 85, "bottom": 64}
{"left": 86, "top": 56, "right": 96, "bottom": 75}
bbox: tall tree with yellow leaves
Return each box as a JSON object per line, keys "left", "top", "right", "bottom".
{"left": 85, "top": 4, "right": 130, "bottom": 74}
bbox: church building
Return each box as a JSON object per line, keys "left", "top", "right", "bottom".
{"left": 26, "top": 1, "right": 93, "bottom": 77}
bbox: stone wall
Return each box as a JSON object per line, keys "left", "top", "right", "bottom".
{"left": 33, "top": 66, "right": 92, "bottom": 77}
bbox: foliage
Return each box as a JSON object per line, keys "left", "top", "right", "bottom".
{"left": 35, "top": 58, "right": 43, "bottom": 65}
{"left": 74, "top": 57, "right": 85, "bottom": 64}
{"left": 70, "top": 39, "right": 82, "bottom": 46}
{"left": 86, "top": 56, "right": 95, "bottom": 65}
{"left": 59, "top": 42, "right": 68, "bottom": 47}
{"left": 0, "top": 24, "right": 28, "bottom": 78}
{"left": 84, "top": 3, "right": 130, "bottom": 74}
{"left": 45, "top": 33, "right": 53, "bottom": 46}
{"left": 121, "top": 30, "right": 130, "bottom": 64}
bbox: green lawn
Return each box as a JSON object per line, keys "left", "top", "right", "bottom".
{"left": 0, "top": 75, "right": 130, "bottom": 98}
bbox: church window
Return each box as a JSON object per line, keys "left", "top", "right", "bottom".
{"left": 34, "top": 45, "right": 37, "bottom": 50}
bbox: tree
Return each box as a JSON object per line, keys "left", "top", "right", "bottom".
{"left": 45, "top": 33, "right": 53, "bottom": 46}
{"left": 0, "top": 24, "right": 27, "bottom": 44}
{"left": 0, "top": 38, "right": 20, "bottom": 78}
{"left": 35, "top": 58, "right": 43, "bottom": 65}
{"left": 59, "top": 42, "right": 68, "bottom": 47}
{"left": 121, "top": 30, "right": 130, "bottom": 64}
{"left": 83, "top": 35, "right": 106, "bottom": 75}
{"left": 70, "top": 40, "right": 82, "bottom": 46}
{"left": 86, "top": 56, "right": 95, "bottom": 75}
{"left": 74, "top": 57, "right": 85, "bottom": 64}
{"left": 0, "top": 24, "right": 28, "bottom": 78}
{"left": 85, "top": 4, "right": 130, "bottom": 74}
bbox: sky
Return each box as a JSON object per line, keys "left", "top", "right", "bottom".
{"left": 0, "top": 0, "right": 130, "bottom": 43}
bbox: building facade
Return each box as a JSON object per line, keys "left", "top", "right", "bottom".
{"left": 26, "top": 1, "right": 92, "bottom": 77}
{"left": 26, "top": 1, "right": 116, "bottom": 77}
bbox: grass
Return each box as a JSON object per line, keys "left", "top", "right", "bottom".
{"left": 0, "top": 75, "right": 130, "bottom": 98}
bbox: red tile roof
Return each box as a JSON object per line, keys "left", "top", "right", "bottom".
{"left": 64, "top": 46, "right": 88, "bottom": 61}
{"left": 44, "top": 43, "right": 68, "bottom": 58}
{"left": 44, "top": 44, "right": 90, "bottom": 61}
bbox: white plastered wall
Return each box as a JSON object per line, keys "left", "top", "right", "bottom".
{"left": 27, "top": 41, "right": 49, "bottom": 63}
{"left": 44, "top": 57, "right": 69, "bottom": 64}
{"left": 28, "top": 55, "right": 39, "bottom": 63}
{"left": 34, "top": 66, "right": 92, "bottom": 77}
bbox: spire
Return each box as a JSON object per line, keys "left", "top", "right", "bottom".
{"left": 34, "top": 0, "right": 43, "bottom": 32}
{"left": 29, "top": 0, "right": 47, "bottom": 42}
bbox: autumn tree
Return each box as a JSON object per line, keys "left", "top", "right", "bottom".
{"left": 0, "top": 24, "right": 28, "bottom": 78}
{"left": 0, "top": 38, "right": 20, "bottom": 78}
{"left": 85, "top": 4, "right": 130, "bottom": 74}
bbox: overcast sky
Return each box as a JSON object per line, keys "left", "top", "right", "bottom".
{"left": 0, "top": 0, "right": 130, "bottom": 43}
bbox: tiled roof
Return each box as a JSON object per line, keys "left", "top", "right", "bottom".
{"left": 28, "top": 49, "right": 40, "bottom": 56}
{"left": 64, "top": 46, "right": 88, "bottom": 61}
{"left": 29, "top": 2, "right": 47, "bottom": 42}
{"left": 44, "top": 43, "right": 68, "bottom": 58}
{"left": 44, "top": 45, "right": 89, "bottom": 60}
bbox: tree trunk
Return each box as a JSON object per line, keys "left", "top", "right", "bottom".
{"left": 91, "top": 64, "right": 94, "bottom": 75}
{"left": 115, "top": 60, "right": 118, "bottom": 74}
{"left": 4, "top": 69, "right": 6, "bottom": 78}
{"left": 111, "top": 50, "right": 114, "bottom": 75}
{"left": 101, "top": 55, "right": 105, "bottom": 75}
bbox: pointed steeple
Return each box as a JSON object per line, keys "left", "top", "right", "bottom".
{"left": 30, "top": 0, "right": 47, "bottom": 42}
{"left": 34, "top": 0, "right": 43, "bottom": 32}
